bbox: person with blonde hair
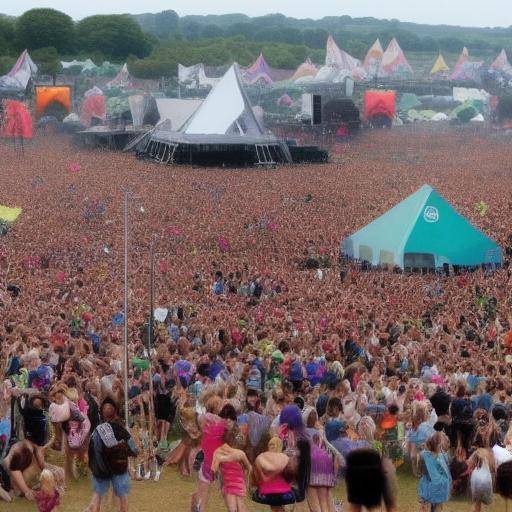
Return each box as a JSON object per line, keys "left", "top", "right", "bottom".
{"left": 35, "top": 468, "right": 62, "bottom": 512}
{"left": 418, "top": 432, "right": 451, "bottom": 512}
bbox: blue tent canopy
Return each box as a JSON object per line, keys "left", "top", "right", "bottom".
{"left": 342, "top": 184, "right": 502, "bottom": 269}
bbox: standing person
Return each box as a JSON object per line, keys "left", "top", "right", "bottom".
{"left": 86, "top": 398, "right": 138, "bottom": 512}
{"left": 191, "top": 395, "right": 225, "bottom": 512}
{"left": 418, "top": 432, "right": 451, "bottom": 512}
{"left": 212, "top": 404, "right": 251, "bottom": 512}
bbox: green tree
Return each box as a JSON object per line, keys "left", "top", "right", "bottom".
{"left": 0, "top": 16, "right": 17, "bottom": 55}
{"left": 303, "top": 29, "right": 328, "bottom": 49}
{"left": 17, "top": 8, "right": 74, "bottom": 53}
{"left": 153, "top": 10, "right": 179, "bottom": 39}
{"left": 31, "top": 46, "right": 62, "bottom": 84}
{"left": 201, "top": 24, "right": 224, "bottom": 39}
{"left": 0, "top": 56, "right": 15, "bottom": 75}
{"left": 76, "top": 15, "right": 152, "bottom": 60}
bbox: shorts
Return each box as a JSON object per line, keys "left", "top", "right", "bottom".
{"left": 92, "top": 473, "right": 131, "bottom": 498}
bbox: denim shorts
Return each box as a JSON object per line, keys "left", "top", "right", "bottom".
{"left": 93, "top": 472, "right": 131, "bottom": 497}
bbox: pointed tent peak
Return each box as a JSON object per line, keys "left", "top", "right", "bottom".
{"left": 431, "top": 54, "right": 450, "bottom": 75}
{"left": 184, "top": 63, "right": 263, "bottom": 136}
{"left": 8, "top": 49, "right": 38, "bottom": 77}
{"left": 343, "top": 183, "right": 501, "bottom": 268}
{"left": 325, "top": 34, "right": 342, "bottom": 67}
{"left": 106, "top": 63, "right": 132, "bottom": 89}
{"left": 292, "top": 58, "right": 318, "bottom": 81}
{"left": 462, "top": 47, "right": 469, "bottom": 57}
{"left": 244, "top": 53, "right": 272, "bottom": 85}
{"left": 491, "top": 49, "right": 511, "bottom": 71}
{"left": 364, "top": 38, "right": 384, "bottom": 66}
{"left": 325, "top": 35, "right": 361, "bottom": 71}
{"left": 378, "top": 38, "right": 413, "bottom": 78}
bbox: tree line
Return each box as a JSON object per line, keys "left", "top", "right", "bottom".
{"left": 0, "top": 8, "right": 511, "bottom": 80}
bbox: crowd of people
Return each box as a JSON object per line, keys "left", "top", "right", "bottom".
{"left": 1, "top": 127, "right": 512, "bottom": 511}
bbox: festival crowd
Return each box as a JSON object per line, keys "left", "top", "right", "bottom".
{"left": 1, "top": 129, "right": 512, "bottom": 512}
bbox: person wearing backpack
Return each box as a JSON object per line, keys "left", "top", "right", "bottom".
{"left": 87, "top": 398, "right": 138, "bottom": 512}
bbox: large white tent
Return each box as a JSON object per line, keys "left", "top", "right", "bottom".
{"left": 183, "top": 64, "right": 263, "bottom": 136}
{"left": 138, "top": 64, "right": 291, "bottom": 166}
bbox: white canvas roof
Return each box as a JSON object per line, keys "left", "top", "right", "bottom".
{"left": 0, "top": 50, "right": 38, "bottom": 92}
{"left": 155, "top": 98, "right": 203, "bottom": 131}
{"left": 183, "top": 64, "right": 263, "bottom": 136}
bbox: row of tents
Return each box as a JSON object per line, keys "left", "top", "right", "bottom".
{"left": 179, "top": 38, "right": 512, "bottom": 89}
{"left": 0, "top": 50, "right": 133, "bottom": 98}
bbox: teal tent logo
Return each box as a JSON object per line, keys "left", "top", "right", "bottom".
{"left": 423, "top": 206, "right": 439, "bottom": 223}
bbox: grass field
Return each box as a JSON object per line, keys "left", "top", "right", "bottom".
{"left": 5, "top": 462, "right": 509, "bottom": 512}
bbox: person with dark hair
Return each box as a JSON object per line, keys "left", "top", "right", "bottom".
{"left": 211, "top": 404, "right": 251, "bottom": 512}
{"left": 345, "top": 448, "right": 397, "bottom": 512}
{"left": 2, "top": 439, "right": 42, "bottom": 501}
{"left": 87, "top": 398, "right": 138, "bottom": 512}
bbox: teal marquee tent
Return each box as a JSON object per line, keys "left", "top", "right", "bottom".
{"left": 342, "top": 185, "right": 502, "bottom": 269}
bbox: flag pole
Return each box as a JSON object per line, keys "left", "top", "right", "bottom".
{"left": 147, "top": 240, "right": 156, "bottom": 451}
{"left": 123, "top": 190, "right": 129, "bottom": 427}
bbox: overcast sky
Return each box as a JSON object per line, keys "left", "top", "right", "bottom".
{"left": 2, "top": 0, "right": 511, "bottom": 28}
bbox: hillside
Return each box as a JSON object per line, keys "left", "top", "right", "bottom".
{"left": 131, "top": 10, "right": 512, "bottom": 53}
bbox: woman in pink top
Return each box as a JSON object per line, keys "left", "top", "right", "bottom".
{"left": 191, "top": 395, "right": 225, "bottom": 512}
{"left": 212, "top": 404, "right": 252, "bottom": 512}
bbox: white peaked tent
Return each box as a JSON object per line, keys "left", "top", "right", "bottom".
{"left": 106, "top": 63, "right": 132, "bottom": 89}
{"left": 183, "top": 65, "right": 263, "bottom": 136}
{"left": 315, "top": 35, "right": 366, "bottom": 82}
{"left": 138, "top": 64, "right": 291, "bottom": 166}
{"left": 0, "top": 50, "right": 38, "bottom": 95}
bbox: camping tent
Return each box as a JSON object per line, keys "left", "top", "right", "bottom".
{"left": 106, "top": 63, "right": 132, "bottom": 89}
{"left": 450, "top": 48, "right": 483, "bottom": 81}
{"left": 35, "top": 86, "right": 71, "bottom": 118}
{"left": 178, "top": 63, "right": 220, "bottom": 89}
{"left": 1, "top": 100, "right": 33, "bottom": 139}
{"left": 430, "top": 54, "right": 450, "bottom": 78}
{"left": 0, "top": 50, "right": 38, "bottom": 96}
{"left": 292, "top": 58, "right": 318, "bottom": 82}
{"left": 341, "top": 184, "right": 502, "bottom": 269}
{"left": 491, "top": 49, "right": 512, "bottom": 74}
{"left": 243, "top": 53, "right": 273, "bottom": 85}
{"left": 378, "top": 38, "right": 413, "bottom": 79}
{"left": 363, "top": 39, "right": 384, "bottom": 80}
{"left": 315, "top": 35, "right": 366, "bottom": 82}
{"left": 139, "top": 64, "right": 291, "bottom": 166}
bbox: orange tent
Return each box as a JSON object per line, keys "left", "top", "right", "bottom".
{"left": 363, "top": 90, "right": 396, "bottom": 120}
{"left": 35, "top": 86, "right": 71, "bottom": 118}
{"left": 2, "top": 100, "right": 33, "bottom": 138}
